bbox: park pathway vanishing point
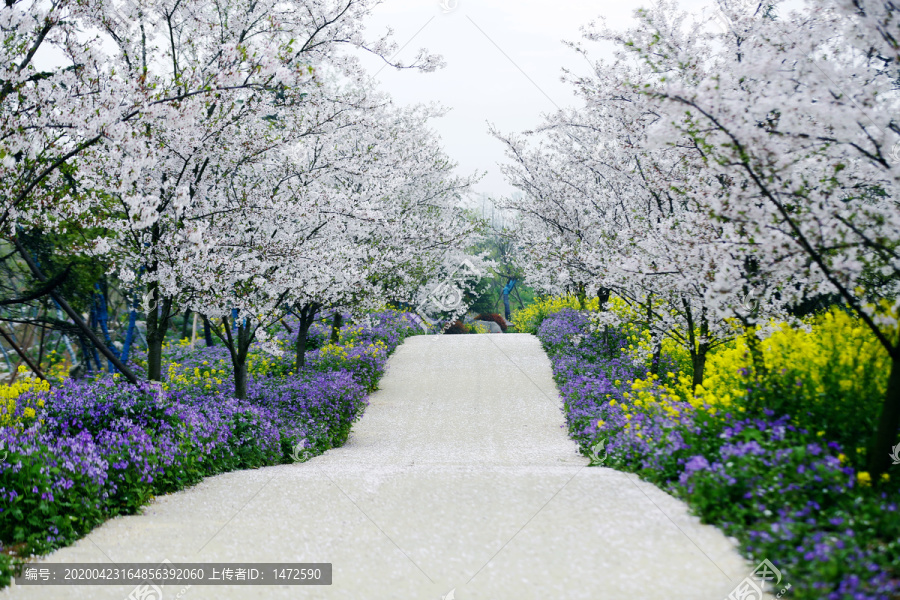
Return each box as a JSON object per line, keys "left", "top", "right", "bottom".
{"left": 3, "top": 334, "right": 755, "bottom": 600}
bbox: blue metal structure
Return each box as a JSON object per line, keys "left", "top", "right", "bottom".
{"left": 502, "top": 279, "right": 517, "bottom": 323}
{"left": 120, "top": 297, "right": 139, "bottom": 365}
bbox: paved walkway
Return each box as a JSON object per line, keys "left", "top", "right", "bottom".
{"left": 3, "top": 334, "right": 753, "bottom": 600}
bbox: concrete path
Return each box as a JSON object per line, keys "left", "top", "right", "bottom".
{"left": 3, "top": 334, "right": 754, "bottom": 600}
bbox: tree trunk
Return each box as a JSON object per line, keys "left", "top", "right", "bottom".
{"left": 221, "top": 316, "right": 253, "bottom": 400}
{"left": 203, "top": 316, "right": 214, "bottom": 347}
{"left": 233, "top": 359, "right": 248, "bottom": 400}
{"left": 190, "top": 312, "right": 198, "bottom": 348}
{"left": 180, "top": 309, "right": 192, "bottom": 340}
{"left": 296, "top": 323, "right": 308, "bottom": 370}
{"left": 575, "top": 284, "right": 587, "bottom": 310}
{"left": 646, "top": 299, "right": 662, "bottom": 376}
{"left": 146, "top": 328, "right": 164, "bottom": 381}
{"left": 597, "top": 287, "right": 611, "bottom": 308}
{"left": 513, "top": 286, "right": 526, "bottom": 310}
{"left": 868, "top": 354, "right": 900, "bottom": 481}
{"left": 503, "top": 288, "right": 512, "bottom": 322}
{"left": 651, "top": 344, "right": 662, "bottom": 376}
{"left": 330, "top": 312, "right": 343, "bottom": 344}
{"left": 146, "top": 293, "right": 172, "bottom": 382}
{"left": 744, "top": 324, "right": 767, "bottom": 379}
{"left": 294, "top": 303, "right": 319, "bottom": 371}
{"left": 681, "top": 298, "right": 709, "bottom": 393}
{"left": 146, "top": 224, "right": 167, "bottom": 381}
{"left": 691, "top": 346, "right": 708, "bottom": 391}
{"left": 207, "top": 314, "right": 254, "bottom": 400}
{"left": 231, "top": 341, "right": 249, "bottom": 400}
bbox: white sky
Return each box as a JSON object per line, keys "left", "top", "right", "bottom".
{"left": 354, "top": 0, "right": 714, "bottom": 199}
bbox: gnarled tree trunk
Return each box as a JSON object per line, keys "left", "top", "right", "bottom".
{"left": 146, "top": 287, "right": 172, "bottom": 382}
{"left": 330, "top": 312, "right": 343, "bottom": 344}
{"left": 868, "top": 353, "right": 900, "bottom": 481}
{"left": 294, "top": 302, "right": 320, "bottom": 371}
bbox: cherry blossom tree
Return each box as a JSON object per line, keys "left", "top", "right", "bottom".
{"left": 499, "top": 0, "right": 898, "bottom": 478}
{"left": 600, "top": 0, "right": 899, "bottom": 477}
{"left": 494, "top": 48, "right": 791, "bottom": 387}
{"left": 1, "top": 0, "right": 157, "bottom": 381}
{"left": 27, "top": 0, "right": 442, "bottom": 382}
{"left": 168, "top": 90, "right": 477, "bottom": 398}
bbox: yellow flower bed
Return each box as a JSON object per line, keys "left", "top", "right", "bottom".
{"left": 513, "top": 295, "right": 599, "bottom": 334}
{"left": 0, "top": 366, "right": 49, "bottom": 428}
{"left": 627, "top": 307, "right": 890, "bottom": 413}
{"left": 527, "top": 294, "right": 891, "bottom": 427}
{"left": 164, "top": 337, "right": 295, "bottom": 391}
{"left": 318, "top": 343, "right": 350, "bottom": 362}
{"left": 469, "top": 322, "right": 490, "bottom": 334}
{"left": 165, "top": 361, "right": 228, "bottom": 392}
{"left": 334, "top": 324, "right": 367, "bottom": 347}
{"left": 318, "top": 338, "right": 388, "bottom": 362}
{"left": 626, "top": 372, "right": 685, "bottom": 418}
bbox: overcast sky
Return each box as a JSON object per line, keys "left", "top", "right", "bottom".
{"left": 353, "top": 0, "right": 713, "bottom": 200}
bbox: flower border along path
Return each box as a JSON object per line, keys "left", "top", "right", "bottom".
{"left": 0, "top": 310, "right": 421, "bottom": 588}
{"left": 535, "top": 307, "right": 899, "bottom": 600}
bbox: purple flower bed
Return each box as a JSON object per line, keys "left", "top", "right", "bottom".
{"left": 0, "top": 379, "right": 284, "bottom": 552}
{"left": 0, "top": 310, "right": 419, "bottom": 586}
{"left": 249, "top": 371, "right": 366, "bottom": 452}
{"left": 537, "top": 309, "right": 900, "bottom": 600}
